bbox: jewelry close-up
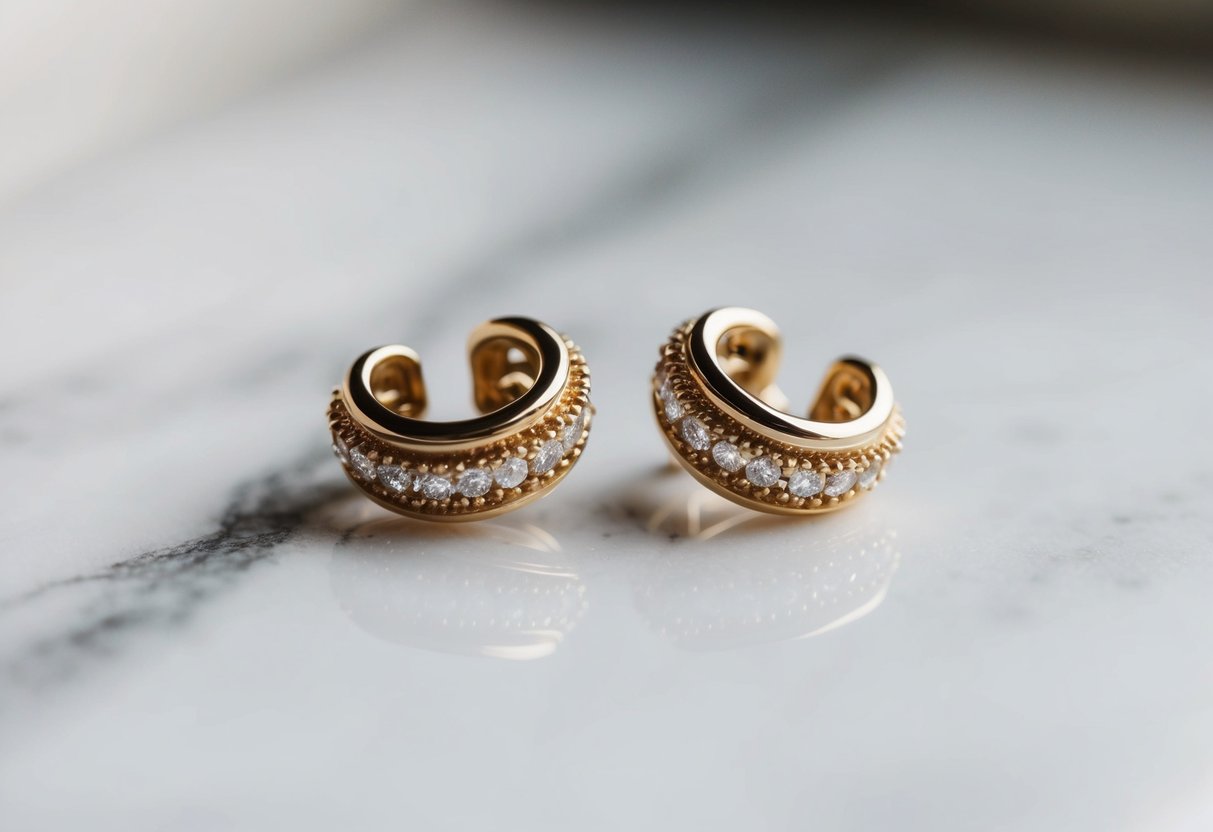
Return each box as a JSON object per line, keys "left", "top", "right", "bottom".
{"left": 652, "top": 307, "right": 904, "bottom": 515}
{"left": 328, "top": 316, "right": 592, "bottom": 521}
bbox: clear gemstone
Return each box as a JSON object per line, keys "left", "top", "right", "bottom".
{"left": 417, "top": 473, "right": 453, "bottom": 500}
{"left": 494, "top": 457, "right": 528, "bottom": 488}
{"left": 531, "top": 439, "right": 564, "bottom": 474}
{"left": 824, "top": 470, "right": 857, "bottom": 497}
{"left": 349, "top": 446, "right": 376, "bottom": 480}
{"left": 562, "top": 407, "right": 590, "bottom": 450}
{"left": 560, "top": 424, "right": 578, "bottom": 450}
{"left": 664, "top": 397, "right": 683, "bottom": 422}
{"left": 680, "top": 417, "right": 711, "bottom": 451}
{"left": 377, "top": 464, "right": 411, "bottom": 493}
{"left": 788, "top": 469, "right": 824, "bottom": 498}
{"left": 332, "top": 434, "right": 349, "bottom": 463}
{"left": 745, "top": 456, "right": 781, "bottom": 488}
{"left": 658, "top": 377, "right": 674, "bottom": 402}
{"left": 457, "top": 467, "right": 493, "bottom": 498}
{"left": 711, "top": 441, "right": 744, "bottom": 472}
{"left": 859, "top": 459, "right": 882, "bottom": 488}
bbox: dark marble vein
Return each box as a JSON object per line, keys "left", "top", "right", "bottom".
{"left": 1, "top": 453, "right": 347, "bottom": 697}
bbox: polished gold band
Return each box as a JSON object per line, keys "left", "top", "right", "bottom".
{"left": 329, "top": 317, "right": 592, "bottom": 521}
{"left": 653, "top": 308, "right": 904, "bottom": 515}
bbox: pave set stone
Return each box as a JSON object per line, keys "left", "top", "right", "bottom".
{"left": 680, "top": 416, "right": 711, "bottom": 451}
{"left": 711, "top": 441, "right": 744, "bottom": 472}
{"left": 787, "top": 469, "right": 823, "bottom": 498}
{"left": 348, "top": 446, "right": 377, "bottom": 481}
{"left": 531, "top": 439, "right": 564, "bottom": 475}
{"left": 494, "top": 456, "right": 528, "bottom": 488}
{"left": 744, "top": 456, "right": 781, "bottom": 488}
{"left": 560, "top": 407, "right": 589, "bottom": 450}
{"left": 657, "top": 373, "right": 885, "bottom": 504}
{"left": 377, "top": 464, "right": 411, "bottom": 493}
{"left": 456, "top": 467, "right": 493, "bottom": 498}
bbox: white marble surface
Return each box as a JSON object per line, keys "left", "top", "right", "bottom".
{"left": 2, "top": 5, "right": 1212, "bottom": 830}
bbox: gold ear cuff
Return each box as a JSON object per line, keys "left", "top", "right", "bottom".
{"left": 328, "top": 316, "right": 592, "bottom": 521}
{"left": 652, "top": 307, "right": 903, "bottom": 515}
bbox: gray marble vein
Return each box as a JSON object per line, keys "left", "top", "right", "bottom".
{"left": 1, "top": 455, "right": 343, "bottom": 696}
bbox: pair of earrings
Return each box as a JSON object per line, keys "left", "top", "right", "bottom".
{"left": 327, "top": 308, "right": 904, "bottom": 522}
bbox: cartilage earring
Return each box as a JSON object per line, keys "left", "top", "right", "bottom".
{"left": 329, "top": 317, "right": 592, "bottom": 521}
{"left": 652, "top": 307, "right": 902, "bottom": 515}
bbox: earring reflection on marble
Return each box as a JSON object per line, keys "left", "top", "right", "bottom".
{"left": 328, "top": 316, "right": 592, "bottom": 521}
{"left": 651, "top": 307, "right": 903, "bottom": 515}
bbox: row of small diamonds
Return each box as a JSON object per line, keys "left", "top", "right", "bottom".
{"left": 333, "top": 405, "right": 590, "bottom": 502}
{"left": 658, "top": 375, "right": 882, "bottom": 500}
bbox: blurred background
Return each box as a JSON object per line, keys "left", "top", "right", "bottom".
{"left": 3, "top": 0, "right": 1212, "bottom": 208}
{"left": 1, "top": 2, "right": 1212, "bottom": 830}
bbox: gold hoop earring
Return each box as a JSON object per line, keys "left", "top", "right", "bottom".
{"left": 652, "top": 307, "right": 903, "bottom": 515}
{"left": 329, "top": 317, "right": 592, "bottom": 521}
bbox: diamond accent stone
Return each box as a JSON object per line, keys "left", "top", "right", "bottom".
{"left": 494, "top": 457, "right": 528, "bottom": 488}
{"left": 332, "top": 434, "right": 349, "bottom": 463}
{"left": 560, "top": 425, "right": 578, "bottom": 450}
{"left": 417, "top": 473, "right": 453, "bottom": 500}
{"left": 745, "top": 456, "right": 781, "bottom": 488}
{"left": 663, "top": 397, "right": 683, "bottom": 422}
{"left": 456, "top": 467, "right": 493, "bottom": 498}
{"left": 348, "top": 446, "right": 376, "bottom": 480}
{"left": 531, "top": 439, "right": 564, "bottom": 474}
{"left": 859, "top": 459, "right": 882, "bottom": 488}
{"left": 377, "top": 464, "right": 411, "bottom": 493}
{"left": 711, "top": 441, "right": 744, "bottom": 472}
{"left": 679, "top": 417, "right": 711, "bottom": 451}
{"left": 658, "top": 377, "right": 674, "bottom": 402}
{"left": 561, "top": 407, "right": 589, "bottom": 450}
{"left": 788, "top": 469, "right": 824, "bottom": 498}
{"left": 824, "top": 470, "right": 857, "bottom": 497}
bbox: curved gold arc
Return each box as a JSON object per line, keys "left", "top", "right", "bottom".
{"left": 342, "top": 316, "right": 570, "bottom": 452}
{"left": 687, "top": 307, "right": 895, "bottom": 452}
